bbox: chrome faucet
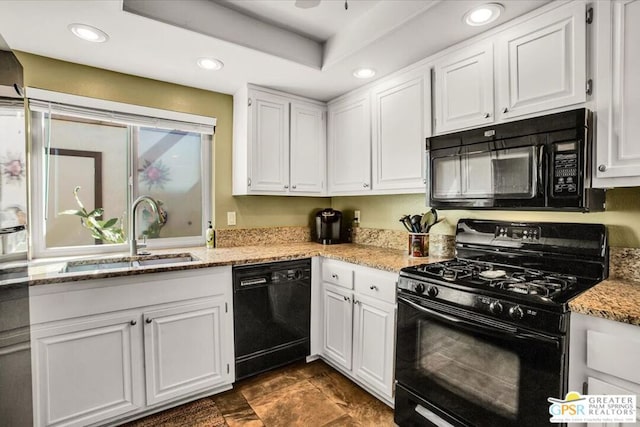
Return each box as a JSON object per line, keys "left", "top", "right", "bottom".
{"left": 130, "top": 195, "right": 160, "bottom": 256}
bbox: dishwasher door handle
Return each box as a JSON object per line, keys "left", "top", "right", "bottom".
{"left": 240, "top": 277, "right": 268, "bottom": 287}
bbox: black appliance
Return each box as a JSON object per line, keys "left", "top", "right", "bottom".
{"left": 315, "top": 208, "right": 342, "bottom": 244}
{"left": 395, "top": 219, "right": 608, "bottom": 427}
{"left": 0, "top": 263, "right": 32, "bottom": 426}
{"left": 427, "top": 109, "right": 605, "bottom": 211}
{"left": 233, "top": 259, "right": 311, "bottom": 380}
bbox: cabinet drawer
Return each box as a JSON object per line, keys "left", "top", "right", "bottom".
{"left": 354, "top": 268, "right": 396, "bottom": 304}
{"left": 322, "top": 261, "right": 354, "bottom": 289}
{"left": 587, "top": 329, "right": 640, "bottom": 384}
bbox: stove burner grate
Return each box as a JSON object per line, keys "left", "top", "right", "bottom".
{"left": 409, "top": 260, "right": 578, "bottom": 301}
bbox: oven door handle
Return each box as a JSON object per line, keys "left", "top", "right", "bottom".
{"left": 398, "top": 296, "right": 561, "bottom": 347}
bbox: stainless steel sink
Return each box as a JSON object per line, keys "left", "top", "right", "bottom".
{"left": 61, "top": 253, "right": 199, "bottom": 273}
{"left": 136, "top": 256, "right": 195, "bottom": 267}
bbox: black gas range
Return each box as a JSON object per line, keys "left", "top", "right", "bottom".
{"left": 394, "top": 219, "right": 608, "bottom": 427}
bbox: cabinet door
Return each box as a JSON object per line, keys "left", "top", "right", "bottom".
{"left": 248, "top": 89, "right": 290, "bottom": 193}
{"left": 594, "top": 0, "right": 640, "bottom": 186}
{"left": 434, "top": 42, "right": 494, "bottom": 133}
{"left": 372, "top": 67, "right": 430, "bottom": 192}
{"left": 352, "top": 294, "right": 395, "bottom": 398}
{"left": 322, "top": 284, "right": 353, "bottom": 370}
{"left": 587, "top": 377, "right": 640, "bottom": 427}
{"left": 290, "top": 101, "right": 326, "bottom": 194}
{"left": 144, "top": 297, "right": 229, "bottom": 406}
{"left": 327, "top": 93, "right": 371, "bottom": 194}
{"left": 32, "top": 314, "right": 143, "bottom": 427}
{"left": 496, "top": 2, "right": 586, "bottom": 121}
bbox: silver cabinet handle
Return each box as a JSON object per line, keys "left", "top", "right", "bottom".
{"left": 354, "top": 300, "right": 360, "bottom": 305}
{"left": 145, "top": 318, "right": 152, "bottom": 324}
{"left": 502, "top": 107, "right": 509, "bottom": 113}
{"left": 292, "top": 185, "right": 297, "bottom": 189}
{"left": 369, "top": 285, "right": 378, "bottom": 291}
{"left": 363, "top": 183, "right": 369, "bottom": 188}
{"left": 130, "top": 320, "right": 137, "bottom": 326}
{"left": 484, "top": 113, "right": 490, "bottom": 118}
{"left": 598, "top": 164, "right": 607, "bottom": 172}
{"left": 331, "top": 273, "right": 338, "bottom": 280}
{"left": 423, "top": 178, "right": 427, "bottom": 184}
{"left": 284, "top": 185, "right": 289, "bottom": 189}
{"left": 343, "top": 296, "right": 351, "bottom": 303}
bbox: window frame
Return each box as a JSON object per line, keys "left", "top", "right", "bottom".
{"left": 28, "top": 89, "right": 215, "bottom": 259}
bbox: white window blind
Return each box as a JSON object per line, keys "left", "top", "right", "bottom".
{"left": 28, "top": 99, "right": 215, "bottom": 135}
{"left": 25, "top": 88, "right": 216, "bottom": 134}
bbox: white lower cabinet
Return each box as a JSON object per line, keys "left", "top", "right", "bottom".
{"left": 320, "top": 260, "right": 396, "bottom": 404}
{"left": 30, "top": 267, "right": 234, "bottom": 427}
{"left": 352, "top": 294, "right": 395, "bottom": 398}
{"left": 32, "top": 313, "right": 144, "bottom": 427}
{"left": 569, "top": 313, "right": 640, "bottom": 427}
{"left": 322, "top": 284, "right": 353, "bottom": 370}
{"left": 143, "top": 298, "right": 228, "bottom": 406}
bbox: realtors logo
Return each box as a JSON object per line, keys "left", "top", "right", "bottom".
{"left": 548, "top": 391, "right": 637, "bottom": 423}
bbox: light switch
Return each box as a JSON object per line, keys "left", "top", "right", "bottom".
{"left": 227, "top": 211, "right": 236, "bottom": 226}
{"left": 354, "top": 210, "right": 361, "bottom": 222}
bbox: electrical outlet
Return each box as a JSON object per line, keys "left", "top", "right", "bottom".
{"left": 227, "top": 211, "right": 236, "bottom": 226}
{"left": 354, "top": 210, "right": 361, "bottom": 222}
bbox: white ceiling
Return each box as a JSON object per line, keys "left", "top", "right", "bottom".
{"left": 0, "top": 0, "right": 551, "bottom": 102}
{"left": 212, "top": 0, "right": 381, "bottom": 42}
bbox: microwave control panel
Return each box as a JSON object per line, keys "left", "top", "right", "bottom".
{"left": 552, "top": 142, "right": 579, "bottom": 196}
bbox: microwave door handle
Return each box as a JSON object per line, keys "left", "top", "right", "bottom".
{"left": 537, "top": 145, "right": 545, "bottom": 194}
{"left": 398, "top": 296, "right": 560, "bottom": 348}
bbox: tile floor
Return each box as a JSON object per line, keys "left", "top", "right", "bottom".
{"left": 214, "top": 360, "right": 395, "bottom": 426}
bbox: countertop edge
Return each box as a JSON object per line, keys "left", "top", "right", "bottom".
{"left": 568, "top": 277, "right": 640, "bottom": 327}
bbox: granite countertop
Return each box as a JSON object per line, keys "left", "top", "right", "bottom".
{"left": 569, "top": 278, "right": 640, "bottom": 326}
{"left": 5, "top": 242, "right": 447, "bottom": 287}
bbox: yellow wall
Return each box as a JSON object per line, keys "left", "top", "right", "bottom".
{"left": 331, "top": 187, "right": 640, "bottom": 248}
{"left": 16, "top": 53, "right": 330, "bottom": 229}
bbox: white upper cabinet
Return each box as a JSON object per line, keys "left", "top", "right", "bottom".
{"left": 290, "top": 101, "right": 326, "bottom": 194}
{"left": 593, "top": 0, "right": 640, "bottom": 187}
{"left": 327, "top": 92, "right": 372, "bottom": 194}
{"left": 232, "top": 85, "right": 327, "bottom": 196}
{"left": 248, "top": 89, "right": 290, "bottom": 193}
{"left": 434, "top": 42, "right": 495, "bottom": 133}
{"left": 496, "top": 1, "right": 586, "bottom": 121}
{"left": 431, "top": 1, "right": 588, "bottom": 135}
{"left": 371, "top": 66, "right": 431, "bottom": 192}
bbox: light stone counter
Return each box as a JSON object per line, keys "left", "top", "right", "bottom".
{"left": 569, "top": 247, "right": 640, "bottom": 327}
{"left": 12, "top": 243, "right": 449, "bottom": 287}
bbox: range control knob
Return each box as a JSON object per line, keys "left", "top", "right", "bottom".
{"left": 426, "top": 286, "right": 438, "bottom": 298}
{"left": 293, "top": 269, "right": 304, "bottom": 280}
{"left": 414, "top": 283, "right": 425, "bottom": 294}
{"left": 509, "top": 305, "right": 524, "bottom": 321}
{"left": 489, "top": 301, "right": 503, "bottom": 315}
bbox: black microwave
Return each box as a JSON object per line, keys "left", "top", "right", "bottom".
{"left": 426, "top": 109, "right": 605, "bottom": 211}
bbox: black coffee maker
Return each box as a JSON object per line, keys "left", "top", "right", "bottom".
{"left": 315, "top": 209, "right": 342, "bottom": 245}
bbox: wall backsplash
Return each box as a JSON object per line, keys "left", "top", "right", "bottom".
{"left": 331, "top": 187, "right": 640, "bottom": 248}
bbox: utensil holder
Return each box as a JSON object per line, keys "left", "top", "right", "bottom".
{"left": 408, "top": 233, "right": 429, "bottom": 257}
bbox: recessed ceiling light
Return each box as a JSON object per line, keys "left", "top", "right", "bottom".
{"left": 353, "top": 68, "right": 376, "bottom": 79}
{"left": 463, "top": 3, "right": 504, "bottom": 26}
{"left": 68, "top": 23, "right": 109, "bottom": 43}
{"left": 197, "top": 57, "right": 224, "bottom": 71}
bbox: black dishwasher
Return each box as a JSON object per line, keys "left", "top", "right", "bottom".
{"left": 233, "top": 259, "right": 311, "bottom": 380}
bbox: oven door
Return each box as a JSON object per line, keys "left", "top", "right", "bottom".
{"left": 395, "top": 294, "right": 565, "bottom": 427}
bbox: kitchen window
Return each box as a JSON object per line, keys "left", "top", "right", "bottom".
{"left": 29, "top": 90, "right": 215, "bottom": 258}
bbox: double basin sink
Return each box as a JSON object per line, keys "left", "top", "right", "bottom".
{"left": 61, "top": 253, "right": 199, "bottom": 274}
